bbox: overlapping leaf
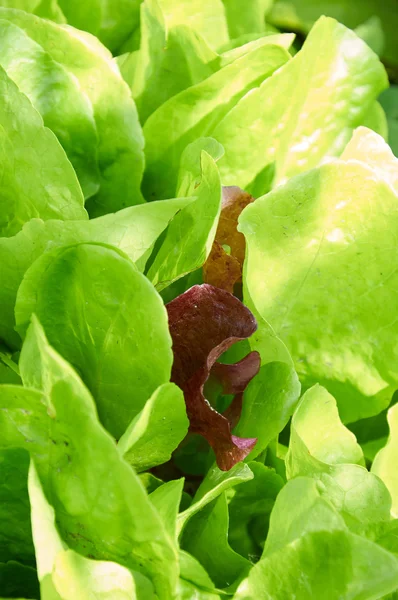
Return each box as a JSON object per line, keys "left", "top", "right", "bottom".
{"left": 373, "top": 403, "right": 398, "bottom": 517}
{"left": 286, "top": 385, "right": 392, "bottom": 529}
{"left": 268, "top": 0, "right": 398, "bottom": 67}
{"left": 0, "top": 197, "right": 191, "bottom": 349}
{"left": 240, "top": 129, "right": 398, "bottom": 423}
{"left": 214, "top": 16, "right": 388, "bottom": 189}
{"left": 146, "top": 151, "right": 222, "bottom": 290}
{"left": 0, "top": 7, "right": 144, "bottom": 214}
{"left": 143, "top": 42, "right": 290, "bottom": 199}
{"left": 235, "top": 477, "right": 398, "bottom": 599}
{"left": 0, "top": 317, "right": 178, "bottom": 598}
{"left": 15, "top": 243, "right": 173, "bottom": 438}
{"left": 0, "top": 64, "right": 85, "bottom": 237}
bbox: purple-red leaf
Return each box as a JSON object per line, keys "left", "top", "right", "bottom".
{"left": 166, "top": 284, "right": 260, "bottom": 470}
{"left": 212, "top": 353, "right": 261, "bottom": 395}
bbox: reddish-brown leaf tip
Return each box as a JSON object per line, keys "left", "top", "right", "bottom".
{"left": 203, "top": 186, "right": 255, "bottom": 293}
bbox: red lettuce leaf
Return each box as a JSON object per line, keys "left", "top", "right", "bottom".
{"left": 166, "top": 284, "right": 260, "bottom": 470}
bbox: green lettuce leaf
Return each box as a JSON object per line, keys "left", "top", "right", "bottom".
{"left": 235, "top": 477, "right": 398, "bottom": 600}
{"left": 179, "top": 550, "right": 217, "bottom": 593}
{"left": 228, "top": 463, "right": 284, "bottom": 560}
{"left": 0, "top": 362, "right": 21, "bottom": 385}
{"left": 0, "top": 197, "right": 191, "bottom": 350}
{"left": 118, "top": 0, "right": 294, "bottom": 125}
{"left": 217, "top": 31, "right": 294, "bottom": 66}
{"left": 0, "top": 0, "right": 64, "bottom": 20}
{"left": 157, "top": 0, "right": 229, "bottom": 51}
{"left": 380, "top": 86, "right": 398, "bottom": 157}
{"left": 222, "top": 0, "right": 273, "bottom": 39}
{"left": 242, "top": 287, "right": 294, "bottom": 368}
{"left": 57, "top": 0, "right": 141, "bottom": 53}
{"left": 15, "top": 243, "right": 173, "bottom": 438}
{"left": 181, "top": 493, "right": 250, "bottom": 589}
{"left": 146, "top": 151, "right": 221, "bottom": 290}
{"left": 354, "top": 16, "right": 384, "bottom": 56}
{"left": 0, "top": 3, "right": 397, "bottom": 596}
{"left": 240, "top": 133, "right": 398, "bottom": 423}
{"left": 0, "top": 317, "right": 178, "bottom": 598}
{"left": 142, "top": 43, "right": 290, "bottom": 199}
{"left": 118, "top": 383, "right": 189, "bottom": 472}
{"left": 149, "top": 479, "right": 184, "bottom": 545}
{"left": 234, "top": 361, "right": 301, "bottom": 461}
{"left": 361, "top": 101, "right": 388, "bottom": 140}
{"left": 28, "top": 462, "right": 155, "bottom": 600}
{"left": 263, "top": 477, "right": 347, "bottom": 556}
{"left": 374, "top": 520, "right": 398, "bottom": 556}
{"left": 178, "top": 579, "right": 221, "bottom": 600}
{"left": 0, "top": 449, "right": 34, "bottom": 565}
{"left": 286, "top": 385, "right": 392, "bottom": 529}
{"left": 0, "top": 348, "right": 21, "bottom": 384}
{"left": 178, "top": 462, "right": 253, "bottom": 534}
{"left": 0, "top": 17, "right": 100, "bottom": 199}
{"left": 176, "top": 138, "right": 224, "bottom": 196}
{"left": 0, "top": 561, "right": 39, "bottom": 599}
{"left": 372, "top": 403, "right": 398, "bottom": 517}
{"left": 214, "top": 16, "right": 388, "bottom": 190}
{"left": 0, "top": 7, "right": 144, "bottom": 215}
{"left": 119, "top": 0, "right": 218, "bottom": 123}
{"left": 0, "top": 63, "right": 86, "bottom": 237}
{"left": 288, "top": 385, "right": 364, "bottom": 469}
{"left": 341, "top": 126, "right": 398, "bottom": 191}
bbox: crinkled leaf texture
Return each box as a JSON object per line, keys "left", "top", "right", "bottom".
{"left": 118, "top": 0, "right": 293, "bottom": 125}
{"left": 214, "top": 16, "right": 388, "bottom": 189}
{"left": 286, "top": 385, "right": 392, "bottom": 530}
{"left": 15, "top": 243, "right": 173, "bottom": 439}
{"left": 166, "top": 284, "right": 260, "bottom": 470}
{"left": 240, "top": 128, "right": 398, "bottom": 424}
{"left": 234, "top": 478, "right": 398, "bottom": 600}
{"left": 28, "top": 461, "right": 154, "bottom": 599}
{"left": 143, "top": 42, "right": 290, "bottom": 200}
